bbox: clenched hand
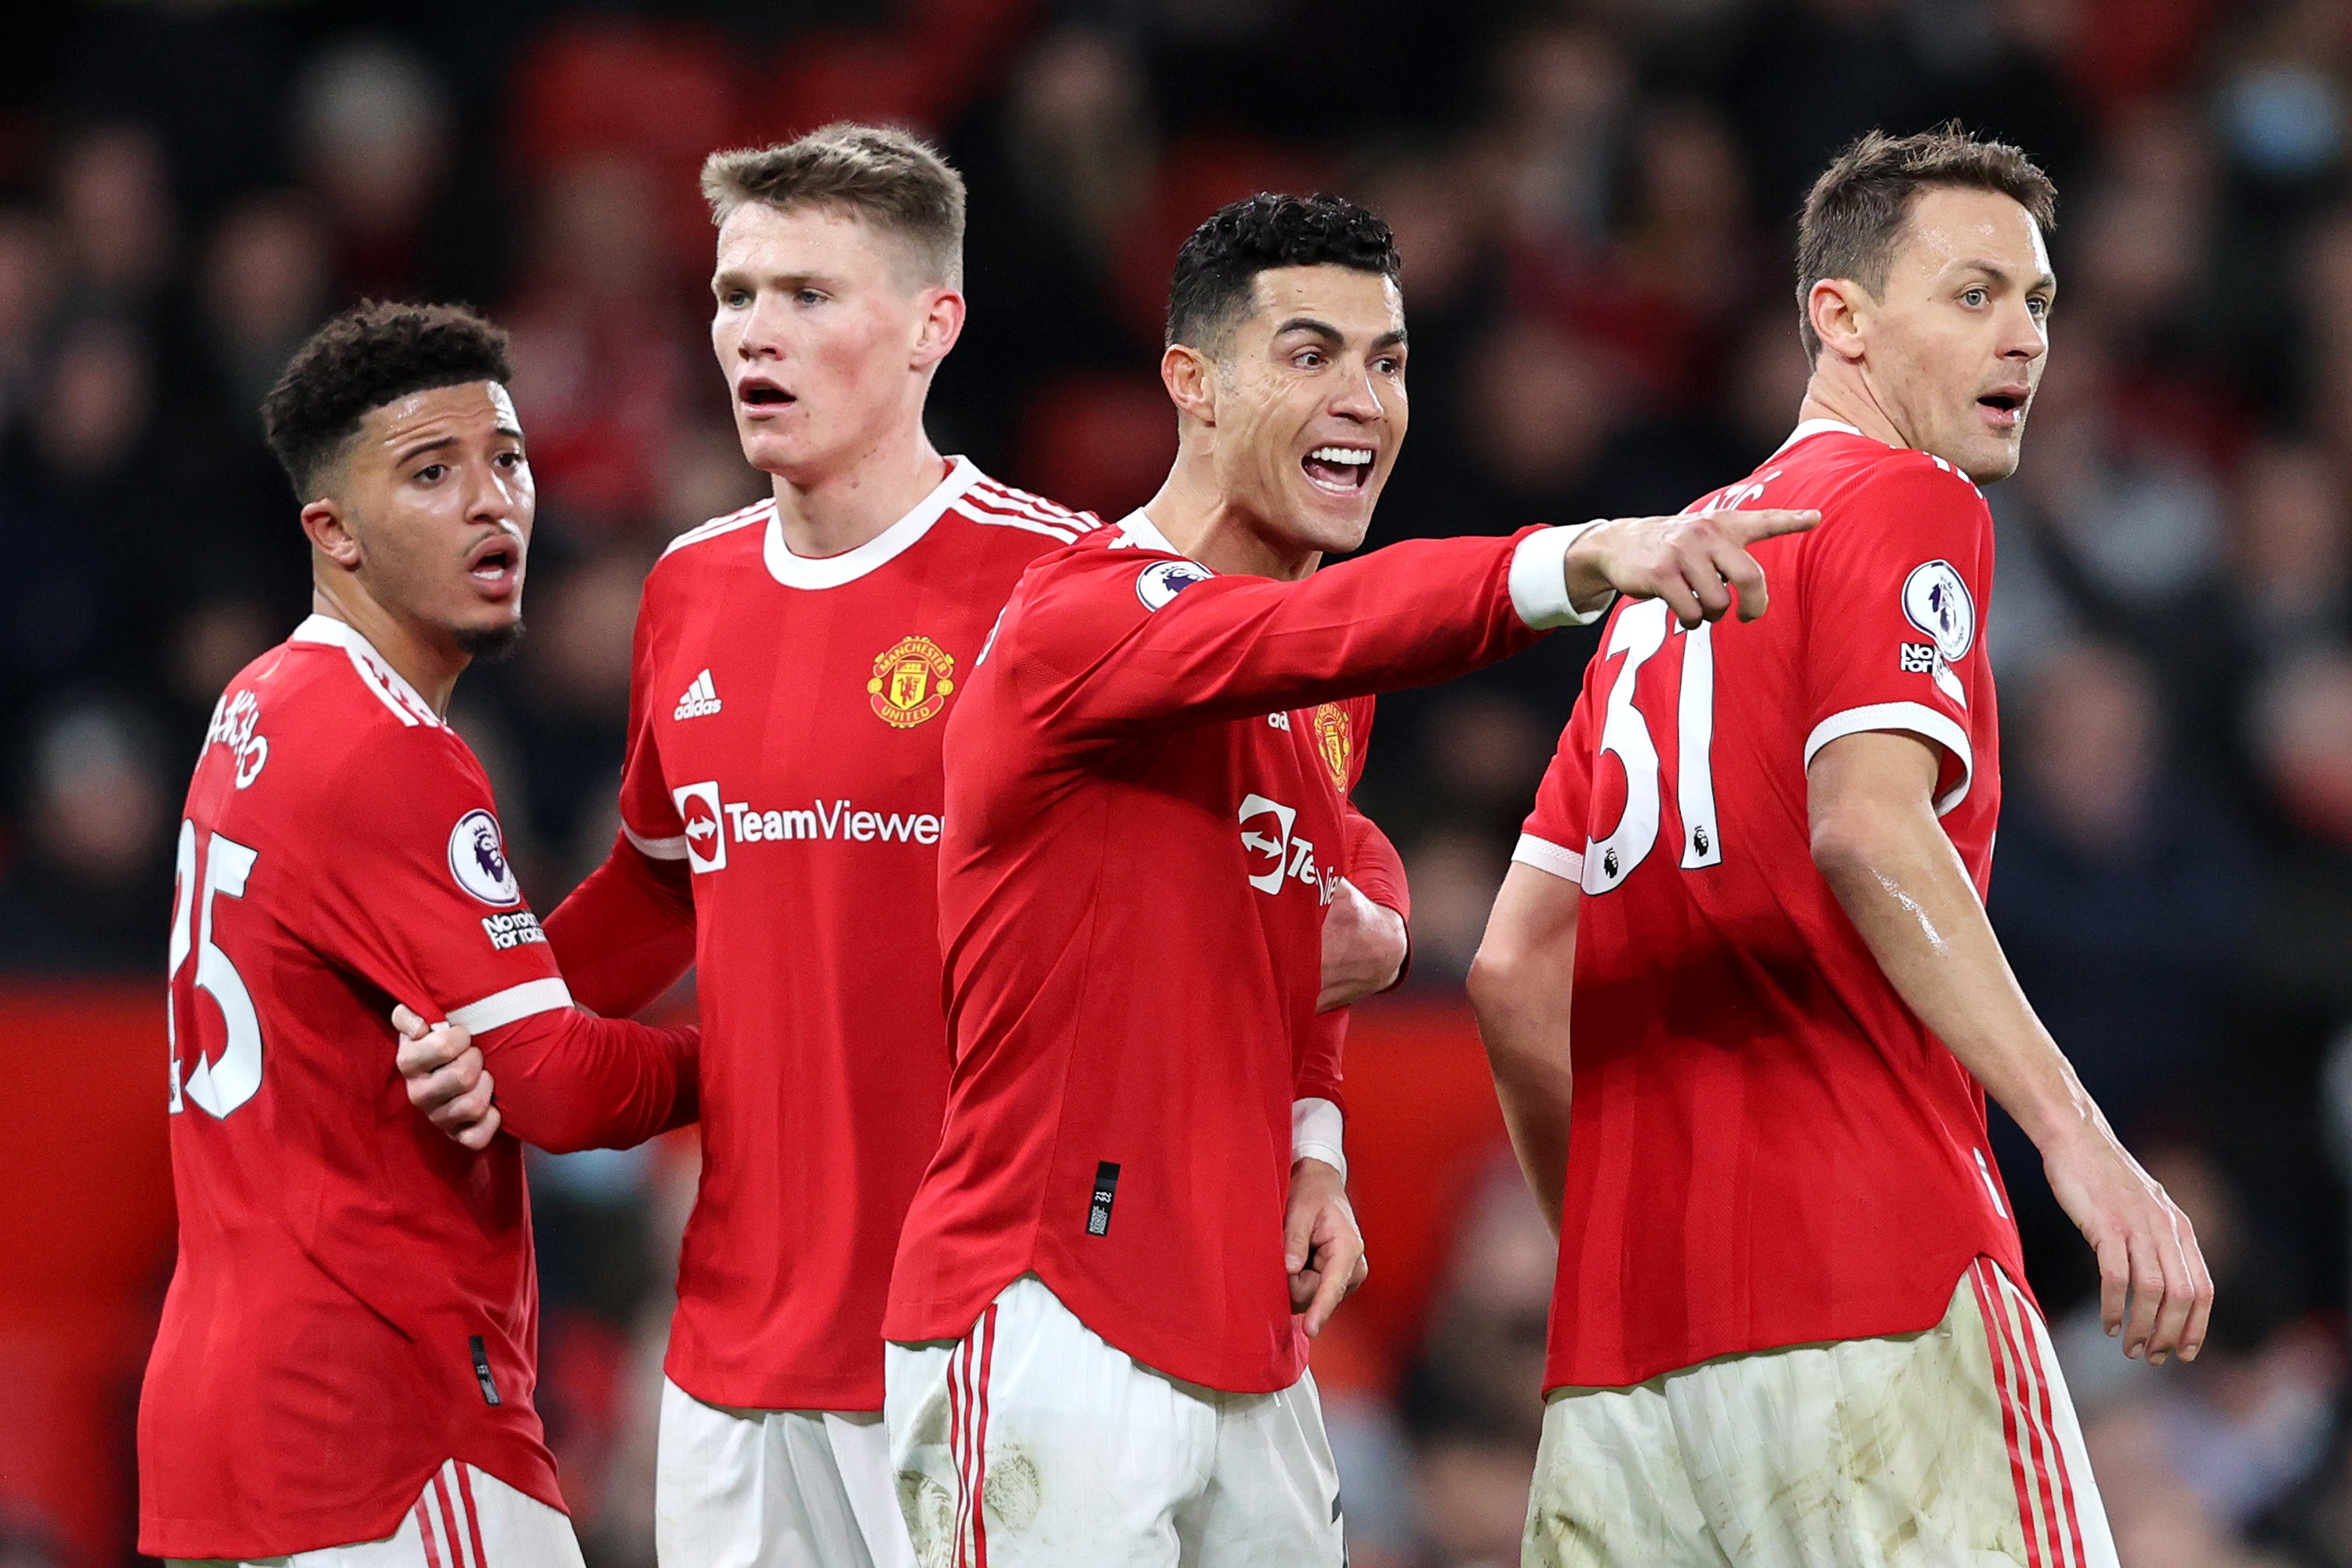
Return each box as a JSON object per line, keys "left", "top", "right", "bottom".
{"left": 390, "top": 1003, "right": 501, "bottom": 1150}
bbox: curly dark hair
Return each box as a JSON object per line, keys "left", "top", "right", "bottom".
{"left": 1795, "top": 124, "right": 2056, "bottom": 358}
{"left": 260, "top": 300, "right": 514, "bottom": 499}
{"left": 1165, "top": 192, "right": 1401, "bottom": 354}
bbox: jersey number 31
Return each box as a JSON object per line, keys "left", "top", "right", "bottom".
{"left": 1584, "top": 598, "right": 1721, "bottom": 895}
{"left": 168, "top": 820, "right": 264, "bottom": 1118}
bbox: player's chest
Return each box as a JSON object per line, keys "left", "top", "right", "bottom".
{"left": 1167, "top": 702, "right": 1358, "bottom": 917}
{"left": 649, "top": 588, "right": 996, "bottom": 800}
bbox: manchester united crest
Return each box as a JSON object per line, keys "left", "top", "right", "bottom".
{"left": 868, "top": 636, "right": 956, "bottom": 728}
{"left": 1311, "top": 703, "right": 1353, "bottom": 791}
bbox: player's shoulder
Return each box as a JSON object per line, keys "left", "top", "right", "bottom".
{"left": 942, "top": 468, "right": 1105, "bottom": 558}
{"left": 197, "top": 619, "right": 479, "bottom": 818}
{"left": 1787, "top": 430, "right": 1988, "bottom": 518}
{"left": 655, "top": 495, "right": 775, "bottom": 575}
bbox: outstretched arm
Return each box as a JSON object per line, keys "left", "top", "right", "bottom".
{"left": 1029, "top": 510, "right": 1817, "bottom": 739}
{"left": 1809, "top": 729, "right": 2214, "bottom": 1363}
{"left": 1467, "top": 862, "right": 1581, "bottom": 1236}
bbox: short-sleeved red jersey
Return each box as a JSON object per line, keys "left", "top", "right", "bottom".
{"left": 608, "top": 459, "right": 1091, "bottom": 1411}
{"left": 140, "top": 617, "right": 583, "bottom": 1559}
{"left": 887, "top": 515, "right": 1569, "bottom": 1393}
{"left": 1516, "top": 422, "right": 2025, "bottom": 1392}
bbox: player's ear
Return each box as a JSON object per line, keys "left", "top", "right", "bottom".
{"left": 299, "top": 496, "right": 363, "bottom": 568}
{"left": 1162, "top": 343, "right": 1217, "bottom": 427}
{"left": 1809, "top": 278, "right": 1869, "bottom": 363}
{"left": 911, "top": 286, "right": 964, "bottom": 370}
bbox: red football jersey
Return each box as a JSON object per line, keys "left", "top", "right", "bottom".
{"left": 604, "top": 459, "right": 1098, "bottom": 1410}
{"left": 886, "top": 514, "right": 1577, "bottom": 1392}
{"left": 1516, "top": 422, "right": 2025, "bottom": 1391}
{"left": 140, "top": 618, "right": 584, "bottom": 1559}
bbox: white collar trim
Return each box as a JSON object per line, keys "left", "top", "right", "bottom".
{"left": 1109, "top": 510, "right": 1187, "bottom": 557}
{"left": 1771, "top": 418, "right": 1869, "bottom": 457}
{"left": 762, "top": 456, "right": 982, "bottom": 590}
{"left": 289, "top": 614, "right": 444, "bottom": 728}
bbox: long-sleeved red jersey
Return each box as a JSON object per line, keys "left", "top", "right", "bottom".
{"left": 885, "top": 513, "right": 1588, "bottom": 1392}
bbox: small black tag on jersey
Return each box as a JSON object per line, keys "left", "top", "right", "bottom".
{"left": 470, "top": 1335, "right": 502, "bottom": 1406}
{"left": 1087, "top": 1162, "right": 1121, "bottom": 1236}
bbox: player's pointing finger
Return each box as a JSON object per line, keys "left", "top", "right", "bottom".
{"left": 1713, "top": 507, "right": 1820, "bottom": 544}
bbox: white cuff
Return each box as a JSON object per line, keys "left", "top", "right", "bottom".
{"left": 1802, "top": 701, "right": 1974, "bottom": 815}
{"left": 1292, "top": 1096, "right": 1345, "bottom": 1182}
{"left": 1512, "top": 833, "right": 1586, "bottom": 884}
{"left": 447, "top": 976, "right": 574, "bottom": 1033}
{"left": 622, "top": 822, "right": 689, "bottom": 861}
{"left": 1508, "top": 523, "right": 1615, "bottom": 630}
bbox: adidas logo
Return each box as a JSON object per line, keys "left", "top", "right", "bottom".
{"left": 673, "top": 670, "right": 723, "bottom": 720}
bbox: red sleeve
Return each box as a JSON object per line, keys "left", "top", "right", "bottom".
{"left": 1297, "top": 1011, "right": 1347, "bottom": 1114}
{"left": 1797, "top": 456, "right": 1993, "bottom": 815}
{"left": 1342, "top": 806, "right": 1406, "bottom": 920}
{"left": 613, "top": 579, "right": 691, "bottom": 861}
{"left": 1005, "top": 532, "right": 1548, "bottom": 740}
{"left": 1515, "top": 681, "right": 1602, "bottom": 887}
{"left": 474, "top": 1005, "right": 698, "bottom": 1153}
{"left": 307, "top": 726, "right": 578, "bottom": 1041}
{"left": 544, "top": 833, "right": 695, "bottom": 1018}
{"left": 303, "top": 727, "right": 697, "bottom": 1154}
{"left": 543, "top": 579, "right": 700, "bottom": 1016}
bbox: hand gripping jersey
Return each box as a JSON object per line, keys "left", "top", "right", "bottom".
{"left": 139, "top": 616, "right": 695, "bottom": 1560}
{"left": 887, "top": 514, "right": 1585, "bottom": 1392}
{"left": 1515, "top": 421, "right": 2026, "bottom": 1392}
{"left": 571, "top": 459, "right": 1102, "bottom": 1412}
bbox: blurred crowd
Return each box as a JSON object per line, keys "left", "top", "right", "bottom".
{"left": 5, "top": 0, "right": 2352, "bottom": 1563}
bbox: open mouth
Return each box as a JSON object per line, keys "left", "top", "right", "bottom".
{"left": 739, "top": 376, "right": 795, "bottom": 414}
{"left": 1301, "top": 444, "right": 1374, "bottom": 494}
{"left": 1978, "top": 390, "right": 2027, "bottom": 427}
{"left": 466, "top": 534, "right": 521, "bottom": 591}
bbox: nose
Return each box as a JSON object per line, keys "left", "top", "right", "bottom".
{"left": 732, "top": 291, "right": 790, "bottom": 364}
{"left": 2002, "top": 297, "right": 2048, "bottom": 364}
{"left": 466, "top": 455, "right": 528, "bottom": 531}
{"left": 1329, "top": 358, "right": 1386, "bottom": 423}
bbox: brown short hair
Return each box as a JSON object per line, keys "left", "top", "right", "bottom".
{"left": 1795, "top": 124, "right": 2057, "bottom": 358}
{"left": 701, "top": 123, "right": 966, "bottom": 289}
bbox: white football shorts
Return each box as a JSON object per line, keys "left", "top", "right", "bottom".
{"left": 165, "top": 1458, "right": 583, "bottom": 1566}
{"left": 1525, "top": 1257, "right": 2118, "bottom": 1568}
{"left": 655, "top": 1377, "right": 916, "bottom": 1568}
{"left": 885, "top": 1273, "right": 1345, "bottom": 1567}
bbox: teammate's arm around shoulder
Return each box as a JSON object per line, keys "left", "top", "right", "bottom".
{"left": 1807, "top": 730, "right": 2214, "bottom": 1364}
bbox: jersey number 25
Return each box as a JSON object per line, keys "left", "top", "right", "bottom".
{"left": 168, "top": 820, "right": 264, "bottom": 1118}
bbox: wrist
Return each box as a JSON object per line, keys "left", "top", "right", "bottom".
{"left": 1559, "top": 521, "right": 1628, "bottom": 619}
{"left": 1508, "top": 523, "right": 1614, "bottom": 629}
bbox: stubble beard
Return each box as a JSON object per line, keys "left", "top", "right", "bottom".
{"left": 455, "top": 619, "right": 526, "bottom": 662}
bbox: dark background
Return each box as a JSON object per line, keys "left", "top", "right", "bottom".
{"left": 2, "top": 1, "right": 2350, "bottom": 1564}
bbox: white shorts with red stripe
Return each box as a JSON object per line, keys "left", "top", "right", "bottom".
{"left": 655, "top": 1377, "right": 916, "bottom": 1568}
{"left": 1524, "top": 1258, "right": 2118, "bottom": 1568}
{"left": 165, "top": 1459, "right": 583, "bottom": 1568}
{"left": 884, "top": 1274, "right": 1345, "bottom": 1567}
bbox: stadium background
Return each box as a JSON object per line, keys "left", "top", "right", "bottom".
{"left": 2, "top": 0, "right": 2350, "bottom": 1563}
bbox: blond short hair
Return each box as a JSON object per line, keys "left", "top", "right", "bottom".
{"left": 701, "top": 123, "right": 966, "bottom": 290}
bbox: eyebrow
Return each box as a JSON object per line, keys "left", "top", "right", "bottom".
{"left": 1272, "top": 315, "right": 1410, "bottom": 350}
{"left": 1955, "top": 258, "right": 2057, "bottom": 293}
{"left": 393, "top": 434, "right": 458, "bottom": 464}
{"left": 713, "top": 268, "right": 842, "bottom": 292}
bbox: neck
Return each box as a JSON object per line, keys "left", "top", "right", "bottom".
{"left": 768, "top": 423, "right": 950, "bottom": 561}
{"left": 1137, "top": 441, "right": 1319, "bottom": 581}
{"left": 310, "top": 579, "right": 466, "bottom": 716}
{"left": 1796, "top": 361, "right": 1908, "bottom": 452}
